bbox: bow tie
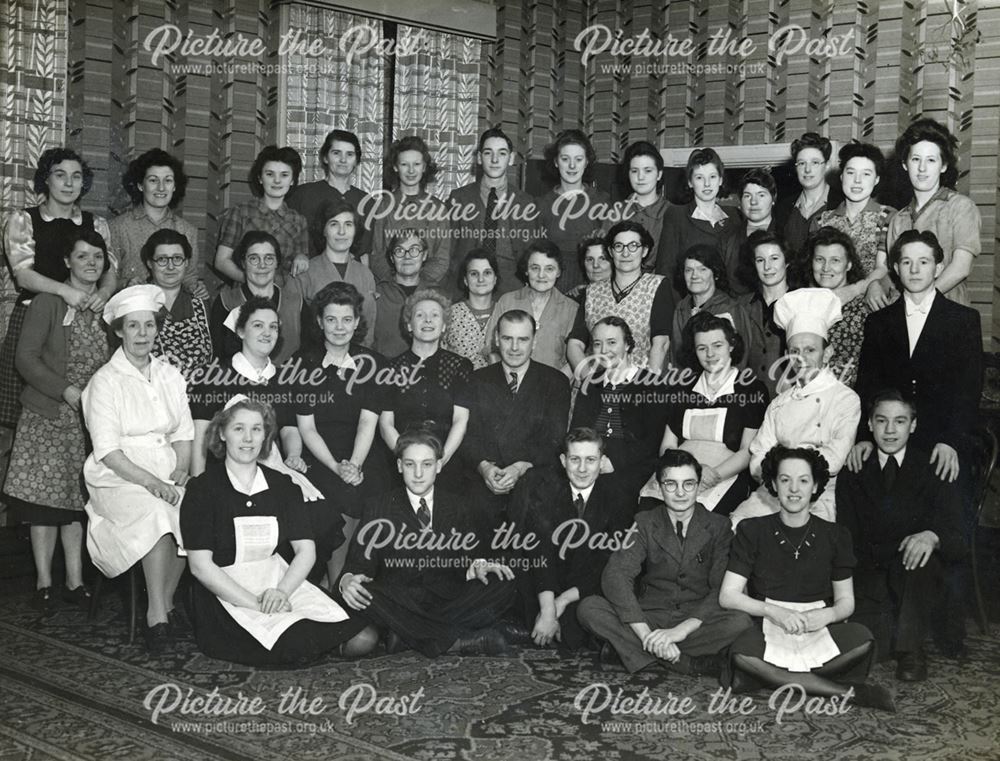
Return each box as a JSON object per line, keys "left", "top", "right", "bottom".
{"left": 904, "top": 297, "right": 931, "bottom": 316}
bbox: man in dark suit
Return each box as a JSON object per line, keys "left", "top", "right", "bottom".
{"left": 837, "top": 391, "right": 965, "bottom": 681}
{"left": 852, "top": 228, "right": 983, "bottom": 486}
{"left": 447, "top": 127, "right": 541, "bottom": 297}
{"left": 507, "top": 427, "right": 637, "bottom": 650}
{"left": 338, "top": 429, "right": 516, "bottom": 657}
{"left": 457, "top": 309, "right": 571, "bottom": 522}
{"left": 577, "top": 450, "right": 751, "bottom": 675}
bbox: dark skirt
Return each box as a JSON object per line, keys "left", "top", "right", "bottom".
{"left": 5, "top": 495, "right": 82, "bottom": 526}
{"left": 189, "top": 580, "right": 367, "bottom": 667}
{"left": 0, "top": 302, "right": 28, "bottom": 428}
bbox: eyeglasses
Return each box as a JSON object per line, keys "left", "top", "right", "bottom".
{"left": 152, "top": 255, "right": 186, "bottom": 268}
{"left": 246, "top": 254, "right": 278, "bottom": 267}
{"left": 393, "top": 245, "right": 425, "bottom": 259}
{"left": 611, "top": 241, "right": 643, "bottom": 254}
{"left": 795, "top": 159, "right": 825, "bottom": 169}
{"left": 660, "top": 479, "right": 698, "bottom": 493}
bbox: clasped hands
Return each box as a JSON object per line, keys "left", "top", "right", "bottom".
{"left": 641, "top": 626, "right": 686, "bottom": 663}
{"left": 479, "top": 461, "right": 530, "bottom": 495}
{"left": 765, "top": 604, "right": 823, "bottom": 636}
{"left": 258, "top": 587, "right": 292, "bottom": 614}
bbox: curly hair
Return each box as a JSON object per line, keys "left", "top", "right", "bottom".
{"left": 232, "top": 231, "right": 282, "bottom": 273}
{"left": 804, "top": 226, "right": 864, "bottom": 286}
{"left": 680, "top": 310, "right": 745, "bottom": 372}
{"left": 791, "top": 132, "right": 833, "bottom": 162}
{"left": 738, "top": 167, "right": 777, "bottom": 198}
{"left": 33, "top": 147, "right": 94, "bottom": 198}
{"left": 122, "top": 149, "right": 188, "bottom": 207}
{"left": 685, "top": 148, "right": 727, "bottom": 197}
{"left": 235, "top": 296, "right": 280, "bottom": 334}
{"left": 761, "top": 445, "right": 830, "bottom": 502}
{"left": 894, "top": 117, "right": 959, "bottom": 189}
{"left": 205, "top": 397, "right": 277, "bottom": 462}
{"left": 516, "top": 238, "right": 563, "bottom": 285}
{"left": 401, "top": 287, "right": 451, "bottom": 331}
{"left": 385, "top": 228, "right": 426, "bottom": 273}
{"left": 837, "top": 141, "right": 884, "bottom": 179}
{"left": 592, "top": 315, "right": 636, "bottom": 353}
{"left": 542, "top": 129, "right": 597, "bottom": 185}
{"left": 457, "top": 248, "right": 500, "bottom": 297}
{"left": 674, "top": 243, "right": 731, "bottom": 296}
{"left": 603, "top": 219, "right": 655, "bottom": 274}
{"left": 140, "top": 229, "right": 192, "bottom": 275}
{"left": 621, "top": 140, "right": 664, "bottom": 190}
{"left": 249, "top": 146, "right": 303, "bottom": 197}
{"left": 387, "top": 135, "right": 438, "bottom": 190}
{"left": 737, "top": 229, "right": 790, "bottom": 293}
{"left": 313, "top": 281, "right": 368, "bottom": 347}
{"left": 66, "top": 228, "right": 113, "bottom": 276}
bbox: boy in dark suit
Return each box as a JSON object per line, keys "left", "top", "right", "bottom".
{"left": 837, "top": 391, "right": 965, "bottom": 680}
{"left": 507, "top": 427, "right": 636, "bottom": 650}
{"left": 447, "top": 127, "right": 541, "bottom": 297}
{"left": 338, "top": 429, "right": 516, "bottom": 657}
{"left": 457, "top": 309, "right": 571, "bottom": 523}
{"left": 577, "top": 450, "right": 751, "bottom": 675}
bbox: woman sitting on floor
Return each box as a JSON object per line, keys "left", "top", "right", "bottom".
{"left": 719, "top": 445, "right": 894, "bottom": 711}
{"left": 181, "top": 396, "right": 378, "bottom": 666}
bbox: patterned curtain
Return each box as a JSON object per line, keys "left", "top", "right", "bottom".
{"left": 0, "top": 0, "right": 68, "bottom": 217}
{"left": 283, "top": 5, "right": 385, "bottom": 193}
{"left": 394, "top": 26, "right": 483, "bottom": 198}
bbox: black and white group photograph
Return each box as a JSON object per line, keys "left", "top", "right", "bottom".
{"left": 0, "top": 0, "right": 998, "bottom": 759}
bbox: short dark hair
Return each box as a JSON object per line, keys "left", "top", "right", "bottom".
{"left": 122, "top": 148, "right": 188, "bottom": 207}
{"left": 319, "top": 129, "right": 362, "bottom": 171}
{"left": 680, "top": 310, "right": 746, "bottom": 372}
{"left": 235, "top": 296, "right": 280, "bottom": 334}
{"left": 674, "top": 243, "right": 731, "bottom": 296}
{"left": 592, "top": 315, "right": 636, "bottom": 353}
{"left": 621, "top": 140, "right": 664, "bottom": 189}
{"left": 838, "top": 141, "right": 884, "bottom": 178}
{"left": 394, "top": 427, "right": 444, "bottom": 460}
{"left": 738, "top": 229, "right": 790, "bottom": 292}
{"left": 563, "top": 426, "right": 604, "bottom": 454}
{"left": 604, "top": 220, "right": 655, "bottom": 276}
{"left": 66, "top": 228, "right": 113, "bottom": 275}
{"left": 516, "top": 238, "right": 563, "bottom": 285}
{"left": 685, "top": 148, "right": 726, "bottom": 196}
{"left": 313, "top": 281, "right": 367, "bottom": 346}
{"left": 140, "top": 229, "right": 192, "bottom": 274}
{"left": 312, "top": 198, "right": 360, "bottom": 254}
{"left": 804, "top": 226, "right": 864, "bottom": 286}
{"left": 738, "top": 167, "right": 777, "bottom": 198}
{"left": 895, "top": 117, "right": 959, "bottom": 189}
{"left": 387, "top": 135, "right": 437, "bottom": 190}
{"left": 386, "top": 228, "right": 426, "bottom": 273}
{"left": 543, "top": 129, "right": 597, "bottom": 185}
{"left": 205, "top": 397, "right": 277, "bottom": 461}
{"left": 761, "top": 445, "right": 830, "bottom": 502}
{"left": 576, "top": 236, "right": 608, "bottom": 279}
{"left": 888, "top": 228, "right": 945, "bottom": 269}
{"left": 657, "top": 449, "right": 702, "bottom": 483}
{"left": 497, "top": 308, "right": 536, "bottom": 335}
{"left": 478, "top": 126, "right": 514, "bottom": 153}
{"left": 868, "top": 388, "right": 917, "bottom": 419}
{"left": 232, "top": 230, "right": 282, "bottom": 272}
{"left": 33, "top": 147, "right": 94, "bottom": 197}
{"left": 457, "top": 248, "right": 500, "bottom": 298}
{"left": 249, "top": 146, "right": 303, "bottom": 197}
{"left": 791, "top": 132, "right": 833, "bottom": 162}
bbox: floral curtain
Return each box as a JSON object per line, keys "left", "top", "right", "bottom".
{"left": 282, "top": 5, "right": 385, "bottom": 193}
{"left": 393, "top": 26, "right": 483, "bottom": 199}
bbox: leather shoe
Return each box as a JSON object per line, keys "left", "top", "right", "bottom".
{"left": 32, "top": 587, "right": 54, "bottom": 614}
{"left": 384, "top": 630, "right": 407, "bottom": 654}
{"left": 688, "top": 652, "right": 726, "bottom": 679}
{"left": 61, "top": 584, "right": 92, "bottom": 610}
{"left": 599, "top": 642, "right": 623, "bottom": 667}
{"left": 895, "top": 650, "right": 928, "bottom": 682}
{"left": 143, "top": 622, "right": 171, "bottom": 655}
{"left": 450, "top": 628, "right": 507, "bottom": 655}
{"left": 494, "top": 619, "right": 532, "bottom": 646}
{"left": 848, "top": 683, "right": 896, "bottom": 712}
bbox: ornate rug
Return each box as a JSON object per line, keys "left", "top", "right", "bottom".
{"left": 0, "top": 589, "right": 997, "bottom": 761}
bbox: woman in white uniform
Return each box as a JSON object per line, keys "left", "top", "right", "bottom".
{"left": 83, "top": 284, "right": 193, "bottom": 652}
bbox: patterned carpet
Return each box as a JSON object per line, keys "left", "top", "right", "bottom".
{"left": 0, "top": 587, "right": 998, "bottom": 761}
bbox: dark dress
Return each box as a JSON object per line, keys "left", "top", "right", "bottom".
{"left": 180, "top": 464, "right": 366, "bottom": 666}
{"left": 739, "top": 292, "right": 787, "bottom": 398}
{"left": 538, "top": 186, "right": 614, "bottom": 293}
{"left": 665, "top": 372, "right": 769, "bottom": 515}
{"left": 724, "top": 514, "right": 874, "bottom": 684}
{"left": 292, "top": 344, "right": 386, "bottom": 524}
{"left": 655, "top": 202, "right": 742, "bottom": 299}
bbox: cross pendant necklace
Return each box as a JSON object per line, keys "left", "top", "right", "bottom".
{"left": 776, "top": 519, "right": 812, "bottom": 560}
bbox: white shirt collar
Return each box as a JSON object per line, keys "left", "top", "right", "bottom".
{"left": 322, "top": 351, "right": 358, "bottom": 370}
{"left": 406, "top": 488, "right": 434, "bottom": 515}
{"left": 876, "top": 448, "right": 905, "bottom": 469}
{"left": 691, "top": 204, "right": 727, "bottom": 226}
{"left": 903, "top": 289, "right": 936, "bottom": 316}
{"left": 231, "top": 351, "right": 276, "bottom": 383}
{"left": 693, "top": 367, "right": 738, "bottom": 402}
{"left": 502, "top": 361, "right": 529, "bottom": 386}
{"left": 225, "top": 464, "right": 269, "bottom": 495}
{"left": 571, "top": 483, "right": 596, "bottom": 506}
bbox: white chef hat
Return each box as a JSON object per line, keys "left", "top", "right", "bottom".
{"left": 102, "top": 284, "right": 167, "bottom": 325}
{"left": 772, "top": 288, "right": 842, "bottom": 339}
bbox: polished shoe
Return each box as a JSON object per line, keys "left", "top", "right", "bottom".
{"left": 143, "top": 622, "right": 172, "bottom": 655}
{"left": 61, "top": 584, "right": 92, "bottom": 610}
{"left": 167, "top": 607, "right": 190, "bottom": 635}
{"left": 32, "top": 587, "right": 54, "bottom": 613}
{"left": 599, "top": 642, "right": 623, "bottom": 667}
{"left": 848, "top": 683, "right": 896, "bottom": 713}
{"left": 450, "top": 628, "right": 507, "bottom": 656}
{"left": 688, "top": 652, "right": 727, "bottom": 679}
{"left": 494, "top": 619, "right": 532, "bottom": 646}
{"left": 895, "top": 650, "right": 929, "bottom": 682}
{"left": 384, "top": 630, "right": 410, "bottom": 655}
